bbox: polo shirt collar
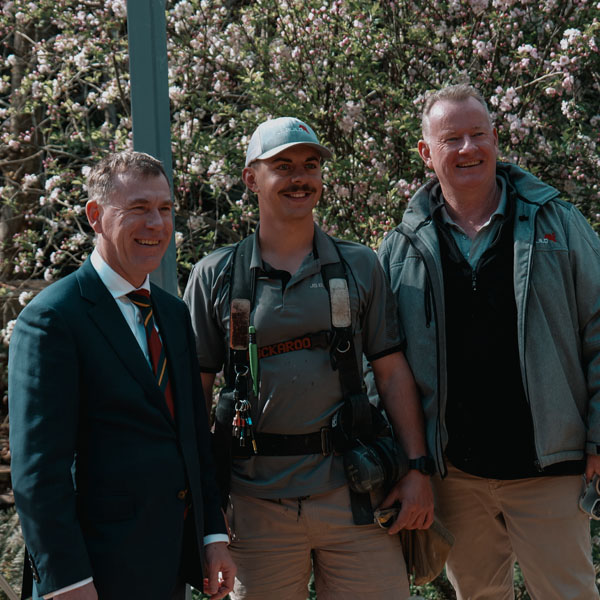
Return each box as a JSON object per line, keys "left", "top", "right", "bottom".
{"left": 249, "top": 225, "right": 264, "bottom": 270}
{"left": 437, "top": 176, "right": 508, "bottom": 230}
{"left": 250, "top": 222, "right": 339, "bottom": 269}
{"left": 312, "top": 223, "right": 341, "bottom": 266}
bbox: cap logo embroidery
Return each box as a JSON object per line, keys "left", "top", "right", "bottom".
{"left": 298, "top": 124, "right": 309, "bottom": 133}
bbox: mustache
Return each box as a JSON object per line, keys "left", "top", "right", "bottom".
{"left": 281, "top": 184, "right": 316, "bottom": 194}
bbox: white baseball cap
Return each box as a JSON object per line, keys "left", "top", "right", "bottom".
{"left": 245, "top": 117, "right": 332, "bottom": 166}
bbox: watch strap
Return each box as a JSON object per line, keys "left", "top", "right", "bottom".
{"left": 408, "top": 455, "right": 435, "bottom": 475}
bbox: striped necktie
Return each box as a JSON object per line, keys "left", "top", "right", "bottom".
{"left": 127, "top": 289, "right": 175, "bottom": 419}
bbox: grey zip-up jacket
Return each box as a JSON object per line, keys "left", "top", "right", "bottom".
{"left": 379, "top": 162, "right": 600, "bottom": 476}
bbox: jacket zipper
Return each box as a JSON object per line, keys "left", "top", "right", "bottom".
{"left": 517, "top": 204, "right": 542, "bottom": 471}
{"left": 424, "top": 276, "right": 432, "bottom": 328}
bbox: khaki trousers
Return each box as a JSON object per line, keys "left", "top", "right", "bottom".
{"left": 227, "top": 485, "right": 410, "bottom": 600}
{"left": 433, "top": 462, "right": 599, "bottom": 600}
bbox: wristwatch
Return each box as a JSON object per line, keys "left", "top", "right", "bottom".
{"left": 408, "top": 456, "right": 436, "bottom": 475}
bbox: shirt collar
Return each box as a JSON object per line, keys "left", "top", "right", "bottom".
{"left": 90, "top": 248, "right": 151, "bottom": 299}
{"left": 441, "top": 176, "right": 507, "bottom": 229}
{"left": 250, "top": 222, "right": 328, "bottom": 269}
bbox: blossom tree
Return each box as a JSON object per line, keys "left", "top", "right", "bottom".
{"left": 1, "top": 0, "right": 598, "bottom": 288}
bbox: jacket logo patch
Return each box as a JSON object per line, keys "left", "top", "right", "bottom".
{"left": 536, "top": 232, "right": 557, "bottom": 245}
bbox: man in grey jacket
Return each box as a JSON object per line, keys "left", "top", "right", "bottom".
{"left": 379, "top": 84, "right": 600, "bottom": 599}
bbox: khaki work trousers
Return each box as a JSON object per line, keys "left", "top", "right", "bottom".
{"left": 227, "top": 485, "right": 410, "bottom": 600}
{"left": 433, "top": 462, "right": 599, "bottom": 600}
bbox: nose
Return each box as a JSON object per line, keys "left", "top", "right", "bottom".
{"left": 290, "top": 166, "right": 306, "bottom": 182}
{"left": 458, "top": 135, "right": 476, "bottom": 152}
{"left": 146, "top": 208, "right": 164, "bottom": 229}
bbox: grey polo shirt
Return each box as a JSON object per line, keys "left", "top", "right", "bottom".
{"left": 184, "top": 223, "right": 403, "bottom": 499}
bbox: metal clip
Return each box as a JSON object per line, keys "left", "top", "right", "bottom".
{"left": 320, "top": 426, "right": 333, "bottom": 455}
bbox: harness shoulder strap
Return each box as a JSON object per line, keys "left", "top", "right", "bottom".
{"left": 321, "top": 238, "right": 372, "bottom": 441}
{"left": 321, "top": 242, "right": 374, "bottom": 525}
{"left": 222, "top": 234, "right": 256, "bottom": 390}
{"left": 320, "top": 243, "right": 363, "bottom": 397}
{"left": 229, "top": 233, "right": 256, "bottom": 304}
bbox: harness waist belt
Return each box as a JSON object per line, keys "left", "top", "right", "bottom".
{"left": 258, "top": 331, "right": 330, "bottom": 359}
{"left": 233, "top": 427, "right": 333, "bottom": 457}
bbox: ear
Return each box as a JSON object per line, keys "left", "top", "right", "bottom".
{"left": 242, "top": 166, "right": 259, "bottom": 193}
{"left": 417, "top": 140, "right": 433, "bottom": 169}
{"left": 86, "top": 200, "right": 103, "bottom": 234}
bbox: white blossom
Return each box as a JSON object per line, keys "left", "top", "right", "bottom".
{"left": 1, "top": 320, "right": 16, "bottom": 346}
{"left": 107, "top": 0, "right": 126, "bottom": 18}
{"left": 561, "top": 28, "right": 582, "bottom": 50}
{"left": 73, "top": 50, "right": 88, "bottom": 70}
{"left": 18, "top": 291, "right": 34, "bottom": 307}
{"left": 22, "top": 174, "right": 38, "bottom": 189}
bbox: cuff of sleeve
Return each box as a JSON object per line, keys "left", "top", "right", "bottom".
{"left": 44, "top": 577, "right": 94, "bottom": 599}
{"left": 366, "top": 343, "right": 406, "bottom": 362}
{"left": 586, "top": 442, "right": 600, "bottom": 455}
{"left": 204, "top": 533, "right": 230, "bottom": 545}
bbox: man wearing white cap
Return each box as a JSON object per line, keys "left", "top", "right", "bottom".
{"left": 184, "top": 117, "right": 433, "bottom": 599}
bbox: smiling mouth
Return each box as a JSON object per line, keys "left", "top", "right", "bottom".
{"left": 282, "top": 185, "right": 315, "bottom": 199}
{"left": 457, "top": 161, "right": 483, "bottom": 168}
{"left": 136, "top": 239, "right": 160, "bottom": 246}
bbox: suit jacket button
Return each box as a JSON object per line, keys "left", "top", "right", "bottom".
{"left": 177, "top": 489, "right": 188, "bottom": 501}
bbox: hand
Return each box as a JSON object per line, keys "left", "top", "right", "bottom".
{"left": 54, "top": 582, "right": 98, "bottom": 600}
{"left": 203, "top": 541, "right": 236, "bottom": 600}
{"left": 380, "top": 470, "right": 434, "bottom": 535}
{"left": 585, "top": 453, "right": 600, "bottom": 483}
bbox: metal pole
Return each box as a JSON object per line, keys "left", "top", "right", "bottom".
{"left": 127, "top": 0, "right": 178, "bottom": 295}
{"left": 126, "top": 9, "right": 190, "bottom": 595}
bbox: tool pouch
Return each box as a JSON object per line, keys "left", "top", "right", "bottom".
{"left": 212, "top": 387, "right": 236, "bottom": 509}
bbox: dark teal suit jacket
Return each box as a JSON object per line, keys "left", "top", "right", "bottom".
{"left": 8, "top": 258, "right": 225, "bottom": 599}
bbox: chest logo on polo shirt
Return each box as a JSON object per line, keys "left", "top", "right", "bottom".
{"left": 310, "top": 282, "right": 324, "bottom": 288}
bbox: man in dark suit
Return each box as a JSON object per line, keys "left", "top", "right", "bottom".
{"left": 8, "top": 151, "right": 235, "bottom": 600}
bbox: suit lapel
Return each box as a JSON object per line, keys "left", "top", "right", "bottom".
{"left": 76, "top": 259, "right": 175, "bottom": 426}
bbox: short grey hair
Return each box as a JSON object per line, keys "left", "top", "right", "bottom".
{"left": 421, "top": 84, "right": 492, "bottom": 139}
{"left": 87, "top": 151, "right": 168, "bottom": 204}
